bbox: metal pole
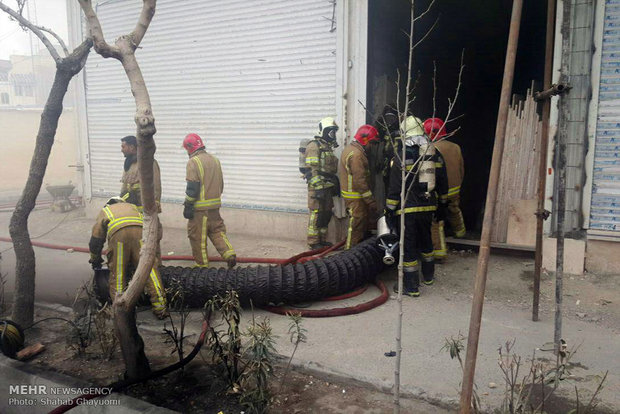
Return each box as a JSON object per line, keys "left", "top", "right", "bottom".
{"left": 459, "top": 0, "right": 523, "bottom": 412}
{"left": 533, "top": 0, "right": 557, "bottom": 322}
{"left": 554, "top": 0, "right": 572, "bottom": 352}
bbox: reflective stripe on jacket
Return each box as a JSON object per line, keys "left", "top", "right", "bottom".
{"left": 338, "top": 141, "right": 373, "bottom": 200}
{"left": 186, "top": 149, "right": 224, "bottom": 211}
{"left": 92, "top": 202, "right": 143, "bottom": 240}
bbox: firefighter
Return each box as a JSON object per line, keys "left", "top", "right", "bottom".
{"left": 120, "top": 135, "right": 162, "bottom": 212}
{"left": 119, "top": 135, "right": 164, "bottom": 266}
{"left": 304, "top": 117, "right": 340, "bottom": 249}
{"left": 424, "top": 118, "right": 466, "bottom": 260}
{"left": 88, "top": 197, "right": 168, "bottom": 319}
{"left": 368, "top": 105, "right": 400, "bottom": 209}
{"left": 386, "top": 116, "right": 448, "bottom": 297}
{"left": 339, "top": 125, "right": 379, "bottom": 249}
{"left": 182, "top": 133, "right": 236, "bottom": 268}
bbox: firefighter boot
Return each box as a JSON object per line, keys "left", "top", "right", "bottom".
{"left": 393, "top": 272, "right": 420, "bottom": 297}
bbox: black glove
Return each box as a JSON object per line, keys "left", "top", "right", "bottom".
{"left": 183, "top": 202, "right": 195, "bottom": 219}
{"left": 89, "top": 256, "right": 104, "bottom": 270}
{"left": 313, "top": 188, "right": 327, "bottom": 200}
{"left": 436, "top": 201, "right": 448, "bottom": 222}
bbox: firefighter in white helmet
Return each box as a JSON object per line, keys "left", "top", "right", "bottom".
{"left": 303, "top": 117, "right": 340, "bottom": 249}
{"left": 385, "top": 116, "right": 448, "bottom": 297}
{"left": 89, "top": 197, "right": 168, "bottom": 319}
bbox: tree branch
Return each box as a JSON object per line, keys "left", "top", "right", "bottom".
{"left": 0, "top": 0, "right": 61, "bottom": 63}
{"left": 77, "top": 0, "right": 121, "bottom": 59}
{"left": 34, "top": 24, "right": 69, "bottom": 57}
{"left": 131, "top": 0, "right": 156, "bottom": 48}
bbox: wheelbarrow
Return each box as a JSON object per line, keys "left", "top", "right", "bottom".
{"left": 46, "top": 184, "right": 76, "bottom": 212}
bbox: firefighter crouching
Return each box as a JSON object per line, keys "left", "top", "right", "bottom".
{"left": 303, "top": 117, "right": 340, "bottom": 249}
{"left": 338, "top": 125, "right": 380, "bottom": 249}
{"left": 424, "top": 118, "right": 466, "bottom": 260}
{"left": 385, "top": 116, "right": 448, "bottom": 297}
{"left": 88, "top": 197, "right": 168, "bottom": 319}
{"left": 182, "top": 133, "right": 237, "bottom": 268}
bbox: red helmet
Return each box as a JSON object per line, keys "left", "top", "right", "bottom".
{"left": 423, "top": 118, "right": 447, "bottom": 141}
{"left": 354, "top": 125, "right": 379, "bottom": 146}
{"left": 183, "top": 133, "right": 205, "bottom": 154}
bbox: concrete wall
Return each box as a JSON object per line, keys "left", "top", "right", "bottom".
{"left": 0, "top": 107, "right": 79, "bottom": 200}
{"left": 585, "top": 240, "right": 620, "bottom": 274}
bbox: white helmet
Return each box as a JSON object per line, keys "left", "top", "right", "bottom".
{"left": 106, "top": 196, "right": 125, "bottom": 206}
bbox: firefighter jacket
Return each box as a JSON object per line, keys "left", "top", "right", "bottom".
{"left": 305, "top": 139, "right": 339, "bottom": 191}
{"left": 338, "top": 141, "right": 374, "bottom": 203}
{"left": 386, "top": 144, "right": 449, "bottom": 214}
{"left": 185, "top": 149, "right": 224, "bottom": 211}
{"left": 120, "top": 156, "right": 162, "bottom": 212}
{"left": 89, "top": 202, "right": 144, "bottom": 260}
{"left": 434, "top": 140, "right": 465, "bottom": 199}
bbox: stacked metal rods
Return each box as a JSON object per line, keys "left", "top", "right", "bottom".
{"left": 159, "top": 237, "right": 385, "bottom": 307}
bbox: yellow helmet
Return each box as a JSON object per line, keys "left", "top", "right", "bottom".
{"left": 400, "top": 115, "right": 425, "bottom": 138}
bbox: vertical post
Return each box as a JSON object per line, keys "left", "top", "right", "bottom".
{"left": 459, "top": 1, "right": 523, "bottom": 412}
{"left": 533, "top": 0, "right": 557, "bottom": 322}
{"left": 554, "top": 0, "right": 572, "bottom": 352}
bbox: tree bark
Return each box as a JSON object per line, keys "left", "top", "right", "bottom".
{"left": 9, "top": 40, "right": 92, "bottom": 327}
{"left": 78, "top": 0, "right": 158, "bottom": 379}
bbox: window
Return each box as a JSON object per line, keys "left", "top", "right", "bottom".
{"left": 14, "top": 85, "right": 23, "bottom": 96}
{"left": 24, "top": 86, "right": 33, "bottom": 96}
{"left": 1, "top": 93, "right": 8, "bottom": 104}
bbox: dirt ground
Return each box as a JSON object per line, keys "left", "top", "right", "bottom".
{"left": 4, "top": 306, "right": 449, "bottom": 414}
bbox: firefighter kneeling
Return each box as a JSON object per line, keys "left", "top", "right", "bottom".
{"left": 88, "top": 197, "right": 168, "bottom": 319}
{"left": 385, "top": 116, "right": 448, "bottom": 297}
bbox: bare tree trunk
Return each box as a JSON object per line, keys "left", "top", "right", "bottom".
{"left": 9, "top": 40, "right": 92, "bottom": 327}
{"left": 79, "top": 0, "right": 158, "bottom": 379}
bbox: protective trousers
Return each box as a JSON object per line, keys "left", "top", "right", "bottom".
{"left": 403, "top": 212, "right": 435, "bottom": 288}
{"left": 188, "top": 209, "right": 235, "bottom": 266}
{"left": 446, "top": 192, "right": 466, "bottom": 238}
{"left": 307, "top": 190, "right": 334, "bottom": 246}
{"left": 431, "top": 220, "right": 447, "bottom": 259}
{"left": 344, "top": 198, "right": 369, "bottom": 250}
{"left": 431, "top": 192, "right": 466, "bottom": 258}
{"left": 107, "top": 226, "right": 167, "bottom": 314}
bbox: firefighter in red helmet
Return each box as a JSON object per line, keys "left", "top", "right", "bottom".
{"left": 182, "top": 133, "right": 236, "bottom": 268}
{"left": 338, "top": 125, "right": 379, "bottom": 249}
{"left": 423, "top": 118, "right": 466, "bottom": 260}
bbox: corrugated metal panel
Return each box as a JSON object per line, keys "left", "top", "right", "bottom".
{"left": 591, "top": 0, "right": 620, "bottom": 232}
{"left": 85, "top": 0, "right": 337, "bottom": 212}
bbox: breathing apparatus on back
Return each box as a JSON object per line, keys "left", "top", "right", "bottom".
{"left": 401, "top": 116, "right": 436, "bottom": 194}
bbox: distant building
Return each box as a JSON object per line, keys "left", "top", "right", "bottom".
{"left": 0, "top": 60, "right": 10, "bottom": 106}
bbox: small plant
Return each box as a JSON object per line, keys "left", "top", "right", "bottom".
{"left": 493, "top": 339, "right": 607, "bottom": 414}
{"left": 279, "top": 311, "right": 307, "bottom": 392}
{"left": 441, "top": 333, "right": 482, "bottom": 413}
{"left": 162, "top": 279, "right": 191, "bottom": 368}
{"left": 239, "top": 313, "right": 277, "bottom": 414}
{"left": 205, "top": 290, "right": 243, "bottom": 388}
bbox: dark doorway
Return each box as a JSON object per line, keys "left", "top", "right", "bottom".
{"left": 367, "top": 0, "right": 546, "bottom": 235}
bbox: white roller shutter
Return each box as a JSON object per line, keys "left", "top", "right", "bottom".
{"left": 591, "top": 0, "right": 620, "bottom": 232}
{"left": 85, "top": 0, "right": 337, "bottom": 212}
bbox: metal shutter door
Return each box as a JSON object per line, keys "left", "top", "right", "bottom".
{"left": 591, "top": 0, "right": 620, "bottom": 231}
{"left": 85, "top": 0, "right": 337, "bottom": 212}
